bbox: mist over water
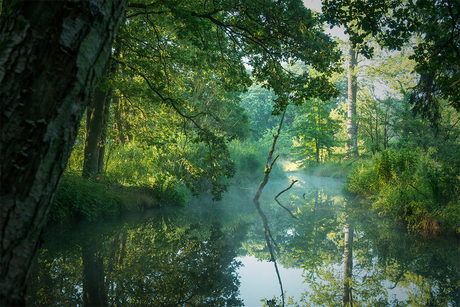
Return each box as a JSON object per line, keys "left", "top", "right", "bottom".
{"left": 26, "top": 173, "right": 460, "bottom": 306}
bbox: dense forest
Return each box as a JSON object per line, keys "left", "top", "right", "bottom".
{"left": 1, "top": 0, "right": 459, "bottom": 305}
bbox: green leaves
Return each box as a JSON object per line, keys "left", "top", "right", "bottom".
{"left": 106, "top": 0, "right": 343, "bottom": 199}
{"left": 322, "top": 0, "right": 460, "bottom": 117}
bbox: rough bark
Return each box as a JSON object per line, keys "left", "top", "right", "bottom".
{"left": 0, "top": 0, "right": 128, "bottom": 304}
{"left": 347, "top": 45, "right": 358, "bottom": 157}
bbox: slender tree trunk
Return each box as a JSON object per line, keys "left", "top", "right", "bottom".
{"left": 347, "top": 44, "right": 358, "bottom": 157}
{"left": 98, "top": 91, "right": 111, "bottom": 173}
{"left": 342, "top": 223, "right": 354, "bottom": 307}
{"left": 315, "top": 137, "right": 320, "bottom": 164}
{"left": 98, "top": 43, "right": 122, "bottom": 172}
{"left": 0, "top": 1, "right": 128, "bottom": 304}
{"left": 83, "top": 68, "right": 109, "bottom": 178}
{"left": 113, "top": 94, "right": 125, "bottom": 145}
{"left": 375, "top": 107, "right": 379, "bottom": 153}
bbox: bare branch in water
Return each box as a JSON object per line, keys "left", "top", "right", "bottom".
{"left": 275, "top": 180, "right": 298, "bottom": 219}
{"left": 252, "top": 109, "right": 287, "bottom": 307}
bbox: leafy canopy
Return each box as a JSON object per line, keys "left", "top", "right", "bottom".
{"left": 114, "top": 0, "right": 343, "bottom": 198}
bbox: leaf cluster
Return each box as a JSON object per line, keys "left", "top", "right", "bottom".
{"left": 322, "top": 0, "right": 460, "bottom": 117}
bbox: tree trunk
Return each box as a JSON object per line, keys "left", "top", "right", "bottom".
{"left": 0, "top": 1, "right": 128, "bottom": 305}
{"left": 98, "top": 88, "right": 112, "bottom": 173}
{"left": 347, "top": 44, "right": 358, "bottom": 158}
{"left": 113, "top": 94, "right": 125, "bottom": 145}
{"left": 315, "top": 137, "right": 320, "bottom": 164}
{"left": 83, "top": 72, "right": 109, "bottom": 178}
{"left": 375, "top": 106, "right": 379, "bottom": 153}
{"left": 98, "top": 44, "right": 122, "bottom": 170}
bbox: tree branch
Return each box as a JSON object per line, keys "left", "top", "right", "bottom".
{"left": 274, "top": 180, "right": 298, "bottom": 219}
{"left": 252, "top": 108, "right": 287, "bottom": 307}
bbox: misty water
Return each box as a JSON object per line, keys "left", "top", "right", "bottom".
{"left": 26, "top": 173, "right": 460, "bottom": 306}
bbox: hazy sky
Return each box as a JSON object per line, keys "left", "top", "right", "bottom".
{"left": 303, "top": 0, "right": 323, "bottom": 12}
{"left": 303, "top": 0, "right": 347, "bottom": 41}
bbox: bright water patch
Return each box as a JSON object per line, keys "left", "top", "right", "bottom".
{"left": 237, "top": 255, "right": 308, "bottom": 306}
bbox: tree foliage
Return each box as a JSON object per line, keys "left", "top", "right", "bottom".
{"left": 101, "top": 0, "right": 343, "bottom": 199}
{"left": 322, "top": 0, "right": 460, "bottom": 120}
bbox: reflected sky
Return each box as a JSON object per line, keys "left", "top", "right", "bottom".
{"left": 26, "top": 173, "right": 460, "bottom": 307}
{"left": 238, "top": 255, "right": 308, "bottom": 306}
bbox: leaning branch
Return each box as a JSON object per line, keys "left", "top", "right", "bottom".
{"left": 275, "top": 180, "right": 298, "bottom": 219}
{"left": 252, "top": 108, "right": 290, "bottom": 307}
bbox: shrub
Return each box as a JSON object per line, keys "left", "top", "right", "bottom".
{"left": 346, "top": 147, "right": 460, "bottom": 233}
{"left": 228, "top": 140, "right": 285, "bottom": 186}
{"left": 50, "top": 171, "right": 119, "bottom": 223}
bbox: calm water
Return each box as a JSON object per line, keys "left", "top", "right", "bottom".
{"left": 26, "top": 174, "right": 460, "bottom": 306}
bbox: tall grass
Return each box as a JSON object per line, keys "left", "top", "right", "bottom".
{"left": 51, "top": 142, "right": 190, "bottom": 223}
{"left": 50, "top": 170, "right": 120, "bottom": 222}
{"left": 345, "top": 147, "right": 460, "bottom": 234}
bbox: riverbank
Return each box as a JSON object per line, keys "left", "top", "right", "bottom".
{"left": 344, "top": 148, "right": 460, "bottom": 235}
{"left": 293, "top": 150, "right": 460, "bottom": 235}
{"left": 48, "top": 140, "right": 286, "bottom": 224}
{"left": 48, "top": 170, "right": 189, "bottom": 223}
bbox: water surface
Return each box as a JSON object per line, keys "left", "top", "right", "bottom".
{"left": 26, "top": 173, "right": 460, "bottom": 306}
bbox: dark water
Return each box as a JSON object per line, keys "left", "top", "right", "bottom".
{"left": 26, "top": 174, "right": 460, "bottom": 306}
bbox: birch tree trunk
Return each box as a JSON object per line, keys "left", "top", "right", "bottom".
{"left": 347, "top": 45, "right": 358, "bottom": 157}
{"left": 0, "top": 1, "right": 128, "bottom": 304}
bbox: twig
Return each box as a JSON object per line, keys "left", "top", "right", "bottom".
{"left": 274, "top": 180, "right": 298, "bottom": 219}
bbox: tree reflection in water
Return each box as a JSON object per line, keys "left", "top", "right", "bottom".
{"left": 26, "top": 211, "right": 245, "bottom": 306}
{"left": 257, "top": 177, "right": 460, "bottom": 307}
{"left": 25, "top": 175, "right": 460, "bottom": 307}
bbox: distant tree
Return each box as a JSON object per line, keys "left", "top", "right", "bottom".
{"left": 291, "top": 98, "right": 341, "bottom": 166}
{"left": 241, "top": 84, "right": 296, "bottom": 141}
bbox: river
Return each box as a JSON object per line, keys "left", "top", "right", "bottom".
{"left": 25, "top": 173, "right": 460, "bottom": 306}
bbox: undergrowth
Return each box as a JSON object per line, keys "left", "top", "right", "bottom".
{"left": 298, "top": 160, "right": 355, "bottom": 178}
{"left": 228, "top": 140, "right": 286, "bottom": 187}
{"left": 50, "top": 138, "right": 285, "bottom": 223}
{"left": 345, "top": 147, "right": 460, "bottom": 234}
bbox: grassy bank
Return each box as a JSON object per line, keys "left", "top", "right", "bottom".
{"left": 344, "top": 147, "right": 460, "bottom": 234}
{"left": 49, "top": 139, "right": 285, "bottom": 224}
{"left": 49, "top": 170, "right": 188, "bottom": 223}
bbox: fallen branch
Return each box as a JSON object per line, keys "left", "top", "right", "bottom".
{"left": 274, "top": 180, "right": 298, "bottom": 219}
{"left": 252, "top": 109, "right": 288, "bottom": 307}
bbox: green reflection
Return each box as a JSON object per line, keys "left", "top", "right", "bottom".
{"left": 254, "top": 175, "right": 460, "bottom": 307}
{"left": 26, "top": 210, "right": 245, "bottom": 306}
{"left": 25, "top": 175, "right": 460, "bottom": 307}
